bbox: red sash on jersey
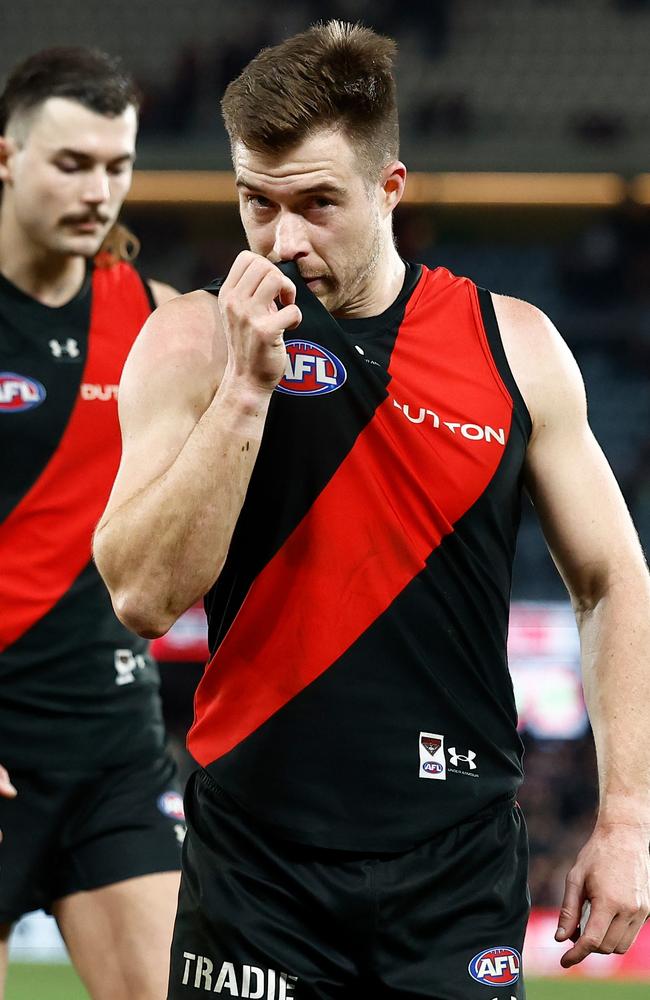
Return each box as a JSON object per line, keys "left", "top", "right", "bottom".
{"left": 0, "top": 264, "right": 151, "bottom": 653}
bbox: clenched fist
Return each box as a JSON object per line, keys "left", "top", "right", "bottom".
{"left": 218, "top": 252, "right": 302, "bottom": 393}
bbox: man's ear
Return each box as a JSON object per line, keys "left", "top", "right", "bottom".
{"left": 379, "top": 160, "right": 407, "bottom": 216}
{"left": 0, "top": 136, "right": 16, "bottom": 185}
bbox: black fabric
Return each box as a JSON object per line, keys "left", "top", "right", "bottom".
{"left": 476, "top": 287, "right": 532, "bottom": 438}
{"left": 0, "top": 559, "right": 163, "bottom": 767}
{"left": 168, "top": 768, "right": 529, "bottom": 1000}
{"left": 0, "top": 752, "right": 184, "bottom": 923}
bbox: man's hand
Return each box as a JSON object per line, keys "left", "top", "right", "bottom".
{"left": 555, "top": 823, "right": 650, "bottom": 967}
{"left": 218, "top": 252, "right": 302, "bottom": 393}
{"left": 0, "top": 765, "right": 17, "bottom": 843}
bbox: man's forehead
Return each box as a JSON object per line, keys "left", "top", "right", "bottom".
{"left": 10, "top": 96, "right": 137, "bottom": 152}
{"left": 234, "top": 130, "right": 359, "bottom": 190}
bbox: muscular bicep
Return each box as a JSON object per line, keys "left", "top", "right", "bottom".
{"left": 101, "top": 290, "right": 223, "bottom": 520}
{"left": 526, "top": 416, "right": 643, "bottom": 604}
{"left": 519, "top": 314, "right": 644, "bottom": 604}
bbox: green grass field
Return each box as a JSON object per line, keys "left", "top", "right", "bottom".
{"left": 5, "top": 965, "right": 650, "bottom": 1000}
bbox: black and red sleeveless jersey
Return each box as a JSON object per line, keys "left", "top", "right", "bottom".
{"left": 0, "top": 262, "right": 165, "bottom": 768}
{"left": 190, "top": 261, "right": 531, "bottom": 851}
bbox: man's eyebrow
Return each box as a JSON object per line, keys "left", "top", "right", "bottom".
{"left": 54, "top": 148, "right": 135, "bottom": 163}
{"left": 236, "top": 177, "right": 345, "bottom": 197}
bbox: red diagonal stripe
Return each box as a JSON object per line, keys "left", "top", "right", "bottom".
{"left": 0, "top": 265, "right": 150, "bottom": 652}
{"left": 190, "top": 274, "right": 513, "bottom": 766}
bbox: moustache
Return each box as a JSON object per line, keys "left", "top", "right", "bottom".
{"left": 60, "top": 213, "right": 111, "bottom": 226}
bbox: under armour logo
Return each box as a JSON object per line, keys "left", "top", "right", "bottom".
{"left": 49, "top": 338, "right": 80, "bottom": 359}
{"left": 448, "top": 747, "right": 477, "bottom": 769}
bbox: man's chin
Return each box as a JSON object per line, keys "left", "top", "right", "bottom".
{"left": 55, "top": 233, "right": 107, "bottom": 258}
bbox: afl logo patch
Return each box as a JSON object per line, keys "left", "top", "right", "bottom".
{"left": 0, "top": 372, "right": 47, "bottom": 413}
{"left": 276, "top": 340, "right": 347, "bottom": 396}
{"left": 157, "top": 790, "right": 185, "bottom": 821}
{"left": 468, "top": 947, "right": 521, "bottom": 987}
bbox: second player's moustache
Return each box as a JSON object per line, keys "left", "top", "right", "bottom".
{"left": 60, "top": 210, "right": 111, "bottom": 227}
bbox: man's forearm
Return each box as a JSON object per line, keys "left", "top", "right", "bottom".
{"left": 94, "top": 378, "right": 272, "bottom": 637}
{"left": 576, "top": 570, "right": 650, "bottom": 830}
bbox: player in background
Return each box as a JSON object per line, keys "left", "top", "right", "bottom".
{"left": 95, "top": 22, "right": 650, "bottom": 1000}
{"left": 0, "top": 48, "right": 183, "bottom": 1000}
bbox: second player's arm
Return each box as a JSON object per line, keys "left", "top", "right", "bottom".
{"left": 494, "top": 294, "right": 650, "bottom": 966}
{"left": 94, "top": 253, "right": 300, "bottom": 638}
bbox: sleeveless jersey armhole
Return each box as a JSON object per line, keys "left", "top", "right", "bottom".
{"left": 474, "top": 286, "right": 532, "bottom": 441}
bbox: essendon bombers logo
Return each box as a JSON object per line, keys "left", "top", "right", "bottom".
{"left": 0, "top": 372, "right": 47, "bottom": 413}
{"left": 421, "top": 736, "right": 442, "bottom": 757}
{"left": 276, "top": 340, "right": 347, "bottom": 396}
{"left": 419, "top": 732, "right": 446, "bottom": 780}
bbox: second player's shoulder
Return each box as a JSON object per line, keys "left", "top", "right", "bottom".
{"left": 148, "top": 278, "right": 180, "bottom": 307}
{"left": 491, "top": 292, "right": 587, "bottom": 434}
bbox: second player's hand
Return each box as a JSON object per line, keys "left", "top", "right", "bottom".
{"left": 218, "top": 252, "right": 302, "bottom": 393}
{"left": 555, "top": 823, "right": 650, "bottom": 967}
{"left": 0, "top": 765, "right": 17, "bottom": 843}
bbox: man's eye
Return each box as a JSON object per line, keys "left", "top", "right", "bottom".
{"left": 56, "top": 161, "right": 80, "bottom": 173}
{"left": 248, "top": 195, "right": 271, "bottom": 208}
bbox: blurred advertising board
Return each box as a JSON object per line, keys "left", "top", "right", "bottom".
{"left": 525, "top": 909, "right": 650, "bottom": 980}
{"left": 507, "top": 601, "right": 588, "bottom": 739}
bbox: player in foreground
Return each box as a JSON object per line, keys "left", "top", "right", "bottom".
{"left": 95, "top": 21, "right": 650, "bottom": 999}
{"left": 0, "top": 48, "right": 183, "bottom": 1000}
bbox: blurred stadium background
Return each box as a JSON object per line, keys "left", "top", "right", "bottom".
{"left": 4, "top": 1, "right": 650, "bottom": 997}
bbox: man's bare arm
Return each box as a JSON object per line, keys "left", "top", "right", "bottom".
{"left": 94, "top": 252, "right": 301, "bottom": 638}
{"left": 494, "top": 293, "right": 650, "bottom": 968}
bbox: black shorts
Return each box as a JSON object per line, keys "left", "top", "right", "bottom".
{"left": 168, "top": 769, "right": 530, "bottom": 1000}
{"left": 0, "top": 751, "right": 185, "bottom": 924}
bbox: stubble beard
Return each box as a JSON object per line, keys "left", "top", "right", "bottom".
{"left": 323, "top": 216, "right": 384, "bottom": 316}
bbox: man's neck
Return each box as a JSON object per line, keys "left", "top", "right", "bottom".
{"left": 0, "top": 218, "right": 88, "bottom": 308}
{"left": 332, "top": 243, "right": 406, "bottom": 320}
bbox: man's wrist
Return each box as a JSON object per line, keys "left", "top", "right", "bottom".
{"left": 596, "top": 796, "right": 650, "bottom": 834}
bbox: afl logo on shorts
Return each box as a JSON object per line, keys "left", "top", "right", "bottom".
{"left": 0, "top": 372, "right": 46, "bottom": 413}
{"left": 276, "top": 340, "right": 347, "bottom": 396}
{"left": 468, "top": 947, "right": 521, "bottom": 987}
{"left": 157, "top": 790, "right": 185, "bottom": 821}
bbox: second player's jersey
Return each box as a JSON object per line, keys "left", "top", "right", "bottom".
{"left": 0, "top": 262, "right": 165, "bottom": 768}
{"left": 189, "top": 261, "right": 531, "bottom": 851}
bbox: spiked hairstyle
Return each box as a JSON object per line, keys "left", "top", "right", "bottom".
{"left": 221, "top": 21, "right": 399, "bottom": 180}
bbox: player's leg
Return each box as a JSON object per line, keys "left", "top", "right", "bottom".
{"left": 52, "top": 871, "right": 180, "bottom": 1000}
{"left": 49, "top": 752, "right": 184, "bottom": 999}
{"left": 168, "top": 769, "right": 360, "bottom": 999}
{"left": 0, "top": 924, "right": 11, "bottom": 1000}
{"left": 0, "top": 769, "right": 73, "bottom": 998}
{"left": 371, "top": 799, "right": 530, "bottom": 999}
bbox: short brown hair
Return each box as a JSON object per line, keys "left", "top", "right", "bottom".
{"left": 0, "top": 46, "right": 139, "bottom": 135}
{"left": 221, "top": 21, "right": 399, "bottom": 179}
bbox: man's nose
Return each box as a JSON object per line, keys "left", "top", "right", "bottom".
{"left": 272, "top": 212, "right": 309, "bottom": 261}
{"left": 82, "top": 168, "right": 111, "bottom": 205}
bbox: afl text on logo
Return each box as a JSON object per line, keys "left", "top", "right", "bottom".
{"left": 468, "top": 947, "right": 521, "bottom": 987}
{"left": 0, "top": 372, "right": 47, "bottom": 413}
{"left": 276, "top": 340, "right": 347, "bottom": 396}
